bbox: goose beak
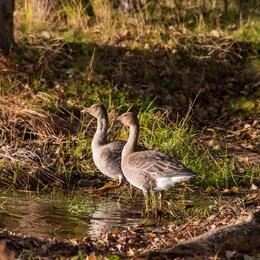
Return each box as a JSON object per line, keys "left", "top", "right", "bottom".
{"left": 81, "top": 107, "right": 90, "bottom": 114}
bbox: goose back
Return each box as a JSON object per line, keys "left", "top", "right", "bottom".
{"left": 122, "top": 150, "right": 194, "bottom": 191}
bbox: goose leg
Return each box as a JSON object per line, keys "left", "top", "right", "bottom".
{"left": 92, "top": 180, "right": 120, "bottom": 194}
{"left": 158, "top": 191, "right": 164, "bottom": 210}
{"left": 151, "top": 191, "right": 158, "bottom": 218}
{"left": 143, "top": 190, "right": 151, "bottom": 214}
{"left": 149, "top": 191, "right": 164, "bottom": 219}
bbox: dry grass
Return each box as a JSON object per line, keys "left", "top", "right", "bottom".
{"left": 0, "top": 149, "right": 62, "bottom": 189}
{"left": 0, "top": 95, "right": 71, "bottom": 142}
{"left": 60, "top": 0, "right": 90, "bottom": 30}
{"left": 0, "top": 94, "right": 75, "bottom": 189}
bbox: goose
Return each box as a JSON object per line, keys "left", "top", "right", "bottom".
{"left": 117, "top": 111, "right": 195, "bottom": 212}
{"left": 81, "top": 104, "right": 145, "bottom": 192}
{"left": 81, "top": 104, "right": 126, "bottom": 190}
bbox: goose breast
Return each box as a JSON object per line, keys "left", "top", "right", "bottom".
{"left": 92, "top": 141, "right": 125, "bottom": 180}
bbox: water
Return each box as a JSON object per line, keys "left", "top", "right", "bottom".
{"left": 0, "top": 190, "right": 232, "bottom": 239}
{"left": 0, "top": 191, "right": 143, "bottom": 239}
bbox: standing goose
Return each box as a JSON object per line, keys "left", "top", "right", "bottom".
{"left": 117, "top": 112, "right": 195, "bottom": 211}
{"left": 81, "top": 104, "right": 126, "bottom": 190}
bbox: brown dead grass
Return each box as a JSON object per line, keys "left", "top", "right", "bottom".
{"left": 0, "top": 95, "right": 75, "bottom": 143}
{"left": 0, "top": 94, "right": 75, "bottom": 189}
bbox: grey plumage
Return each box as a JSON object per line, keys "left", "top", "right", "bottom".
{"left": 117, "top": 111, "right": 195, "bottom": 211}
{"left": 82, "top": 104, "right": 126, "bottom": 184}
{"left": 82, "top": 104, "right": 145, "bottom": 185}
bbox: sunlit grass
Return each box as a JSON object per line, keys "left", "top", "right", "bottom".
{"left": 233, "top": 20, "right": 260, "bottom": 46}
{"left": 0, "top": 85, "right": 257, "bottom": 190}
{"left": 2, "top": 0, "right": 258, "bottom": 192}
{"left": 229, "top": 97, "right": 260, "bottom": 119}
{"left": 60, "top": 0, "right": 90, "bottom": 30}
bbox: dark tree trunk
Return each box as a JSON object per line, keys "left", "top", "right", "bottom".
{"left": 0, "top": 0, "right": 15, "bottom": 55}
{"left": 224, "top": 0, "right": 228, "bottom": 13}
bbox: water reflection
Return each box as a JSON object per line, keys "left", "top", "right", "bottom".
{"left": 0, "top": 191, "right": 225, "bottom": 239}
{"left": 90, "top": 199, "right": 143, "bottom": 236}
{"left": 0, "top": 192, "right": 143, "bottom": 239}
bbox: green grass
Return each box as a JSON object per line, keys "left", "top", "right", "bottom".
{"left": 233, "top": 20, "right": 260, "bottom": 47}
{"left": 229, "top": 97, "right": 260, "bottom": 119}
{"left": 0, "top": 0, "right": 259, "bottom": 191}
{"left": 0, "top": 84, "right": 256, "bottom": 190}
{"left": 244, "top": 165, "right": 260, "bottom": 185}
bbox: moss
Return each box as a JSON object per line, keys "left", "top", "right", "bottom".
{"left": 229, "top": 98, "right": 259, "bottom": 120}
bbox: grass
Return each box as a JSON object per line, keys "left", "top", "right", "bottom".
{"left": 60, "top": 0, "right": 90, "bottom": 30}
{"left": 229, "top": 97, "right": 260, "bottom": 119}
{"left": 0, "top": 0, "right": 259, "bottom": 192}
{"left": 165, "top": 196, "right": 216, "bottom": 223}
{"left": 0, "top": 90, "right": 238, "bottom": 190}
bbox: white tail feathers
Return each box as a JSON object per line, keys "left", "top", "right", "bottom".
{"left": 155, "top": 175, "right": 193, "bottom": 191}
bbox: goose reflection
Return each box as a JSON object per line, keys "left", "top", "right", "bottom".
{"left": 89, "top": 198, "right": 143, "bottom": 236}
{"left": 0, "top": 193, "right": 143, "bottom": 238}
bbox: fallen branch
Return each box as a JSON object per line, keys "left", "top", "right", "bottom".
{"left": 148, "top": 209, "right": 260, "bottom": 258}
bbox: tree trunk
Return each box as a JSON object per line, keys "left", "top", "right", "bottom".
{"left": 224, "top": 0, "right": 228, "bottom": 13}
{"left": 0, "top": 0, "right": 15, "bottom": 55}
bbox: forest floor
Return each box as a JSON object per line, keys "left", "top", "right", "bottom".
{"left": 0, "top": 1, "right": 260, "bottom": 258}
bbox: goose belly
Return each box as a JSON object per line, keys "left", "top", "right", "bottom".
{"left": 125, "top": 176, "right": 144, "bottom": 191}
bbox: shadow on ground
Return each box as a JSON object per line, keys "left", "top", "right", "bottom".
{"left": 2, "top": 33, "right": 259, "bottom": 154}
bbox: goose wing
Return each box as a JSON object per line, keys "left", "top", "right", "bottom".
{"left": 128, "top": 150, "right": 194, "bottom": 178}
{"left": 103, "top": 140, "right": 125, "bottom": 165}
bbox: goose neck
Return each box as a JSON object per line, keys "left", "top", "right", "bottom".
{"left": 123, "top": 123, "right": 139, "bottom": 157}
{"left": 93, "top": 116, "right": 108, "bottom": 145}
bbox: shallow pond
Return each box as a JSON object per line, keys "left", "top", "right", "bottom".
{"left": 0, "top": 191, "right": 143, "bottom": 239}
{"left": 0, "top": 190, "right": 230, "bottom": 239}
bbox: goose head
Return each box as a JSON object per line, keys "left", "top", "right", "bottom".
{"left": 81, "top": 103, "right": 107, "bottom": 119}
{"left": 117, "top": 112, "right": 138, "bottom": 127}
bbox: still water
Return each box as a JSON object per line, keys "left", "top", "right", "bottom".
{"left": 0, "top": 190, "right": 222, "bottom": 239}
{"left": 0, "top": 191, "right": 143, "bottom": 239}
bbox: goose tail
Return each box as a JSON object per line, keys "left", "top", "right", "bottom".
{"left": 156, "top": 173, "right": 195, "bottom": 191}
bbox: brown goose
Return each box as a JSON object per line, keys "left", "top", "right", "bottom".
{"left": 81, "top": 104, "right": 126, "bottom": 187}
{"left": 117, "top": 111, "right": 195, "bottom": 211}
